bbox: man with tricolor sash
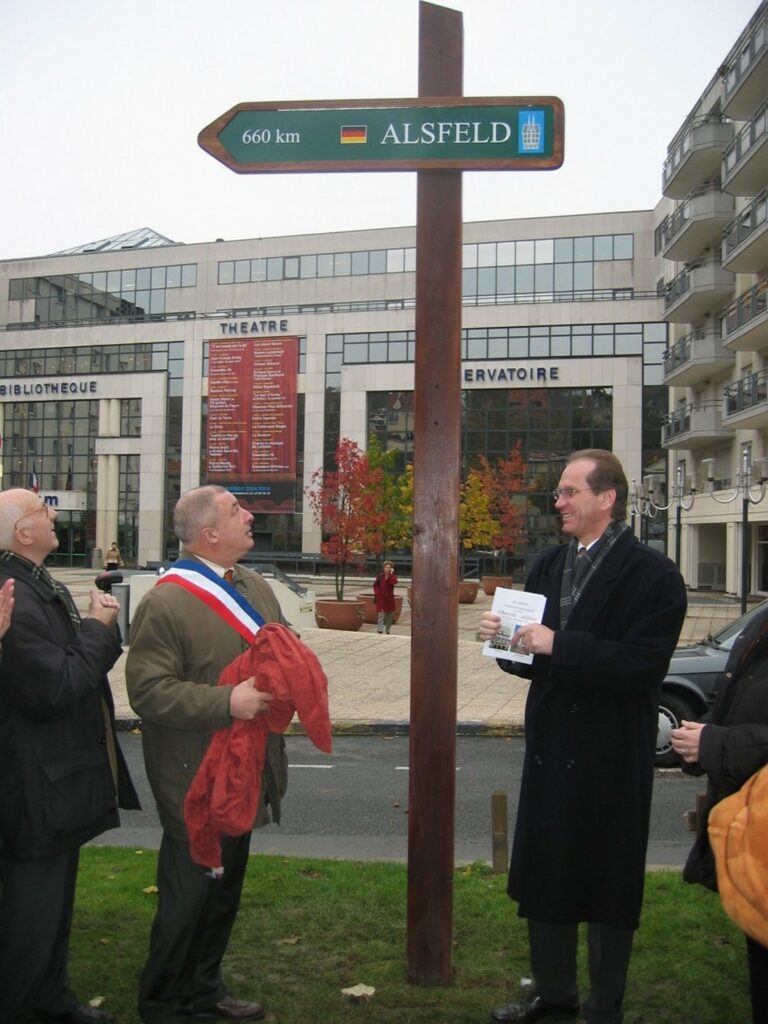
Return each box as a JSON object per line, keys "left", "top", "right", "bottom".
{"left": 127, "top": 485, "right": 289, "bottom": 1024}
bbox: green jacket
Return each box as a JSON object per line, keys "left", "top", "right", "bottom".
{"left": 126, "top": 559, "right": 289, "bottom": 838}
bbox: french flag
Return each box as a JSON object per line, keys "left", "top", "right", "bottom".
{"left": 29, "top": 469, "right": 39, "bottom": 493}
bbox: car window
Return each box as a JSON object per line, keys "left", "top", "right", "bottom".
{"left": 713, "top": 600, "right": 768, "bottom": 650}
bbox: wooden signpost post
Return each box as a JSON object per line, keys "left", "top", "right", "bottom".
{"left": 199, "top": 0, "right": 563, "bottom": 985}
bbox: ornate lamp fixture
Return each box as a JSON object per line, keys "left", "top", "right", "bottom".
{"left": 701, "top": 447, "right": 768, "bottom": 613}
{"left": 630, "top": 463, "right": 699, "bottom": 568}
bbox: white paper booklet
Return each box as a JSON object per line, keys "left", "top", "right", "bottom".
{"left": 482, "top": 587, "right": 547, "bottom": 664}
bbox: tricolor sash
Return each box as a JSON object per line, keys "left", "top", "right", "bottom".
{"left": 155, "top": 559, "right": 266, "bottom": 643}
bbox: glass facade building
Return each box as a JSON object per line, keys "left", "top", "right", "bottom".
{"left": 0, "top": 211, "right": 666, "bottom": 567}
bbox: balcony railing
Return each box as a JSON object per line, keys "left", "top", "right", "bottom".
{"left": 655, "top": 183, "right": 734, "bottom": 259}
{"left": 723, "top": 10, "right": 768, "bottom": 119}
{"left": 724, "top": 188, "right": 768, "bottom": 252}
{"left": 724, "top": 275, "right": 768, "bottom": 340}
{"left": 722, "top": 97, "right": 768, "bottom": 196}
{"left": 662, "top": 114, "right": 734, "bottom": 198}
{"left": 724, "top": 368, "right": 768, "bottom": 417}
{"left": 663, "top": 335, "right": 695, "bottom": 374}
{"left": 661, "top": 400, "right": 732, "bottom": 448}
{"left": 663, "top": 256, "right": 734, "bottom": 322}
{"left": 723, "top": 187, "right": 768, "bottom": 273}
{"left": 662, "top": 326, "right": 734, "bottom": 384}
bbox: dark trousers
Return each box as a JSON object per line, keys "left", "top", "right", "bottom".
{"left": 746, "top": 934, "right": 768, "bottom": 1024}
{"left": 528, "top": 919, "right": 635, "bottom": 1024}
{"left": 138, "top": 831, "right": 252, "bottom": 1024}
{"left": 0, "top": 847, "right": 81, "bottom": 1021}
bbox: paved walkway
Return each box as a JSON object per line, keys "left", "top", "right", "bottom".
{"left": 54, "top": 569, "right": 745, "bottom": 731}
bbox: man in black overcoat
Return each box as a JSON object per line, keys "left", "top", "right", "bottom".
{"left": 0, "top": 487, "right": 139, "bottom": 1024}
{"left": 480, "top": 450, "right": 687, "bottom": 1024}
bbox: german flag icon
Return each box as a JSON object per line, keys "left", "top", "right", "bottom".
{"left": 340, "top": 125, "right": 367, "bottom": 144}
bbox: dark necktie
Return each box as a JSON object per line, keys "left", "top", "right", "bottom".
{"left": 573, "top": 547, "right": 589, "bottom": 590}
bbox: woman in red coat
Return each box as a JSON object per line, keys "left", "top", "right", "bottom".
{"left": 373, "top": 560, "right": 398, "bottom": 634}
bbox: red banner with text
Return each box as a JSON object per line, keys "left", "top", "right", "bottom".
{"left": 206, "top": 336, "right": 299, "bottom": 513}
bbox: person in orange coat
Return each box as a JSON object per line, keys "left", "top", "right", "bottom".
{"left": 673, "top": 602, "right": 768, "bottom": 1024}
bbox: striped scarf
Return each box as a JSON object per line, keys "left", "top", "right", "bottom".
{"left": 559, "top": 519, "right": 628, "bottom": 628}
{"left": 0, "top": 550, "right": 82, "bottom": 632}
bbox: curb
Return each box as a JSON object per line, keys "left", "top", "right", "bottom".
{"left": 115, "top": 718, "right": 525, "bottom": 737}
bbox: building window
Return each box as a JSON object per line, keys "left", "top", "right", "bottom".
{"left": 120, "top": 398, "right": 142, "bottom": 436}
{"left": 9, "top": 263, "right": 197, "bottom": 327}
{"left": 364, "top": 386, "right": 613, "bottom": 552}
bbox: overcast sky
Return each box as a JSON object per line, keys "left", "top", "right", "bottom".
{"left": 0, "top": 0, "right": 760, "bottom": 260}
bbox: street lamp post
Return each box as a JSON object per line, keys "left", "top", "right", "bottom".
{"left": 704, "top": 448, "right": 768, "bottom": 614}
{"left": 630, "top": 463, "right": 697, "bottom": 570}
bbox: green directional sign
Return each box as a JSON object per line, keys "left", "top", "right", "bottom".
{"left": 198, "top": 97, "right": 564, "bottom": 174}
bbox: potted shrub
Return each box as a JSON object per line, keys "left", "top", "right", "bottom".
{"left": 305, "top": 438, "right": 387, "bottom": 629}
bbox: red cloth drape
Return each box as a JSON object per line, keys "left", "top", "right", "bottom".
{"left": 184, "top": 623, "right": 332, "bottom": 870}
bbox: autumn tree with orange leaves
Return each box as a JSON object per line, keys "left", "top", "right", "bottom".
{"left": 475, "top": 442, "right": 528, "bottom": 570}
{"left": 459, "top": 466, "right": 499, "bottom": 578}
{"left": 305, "top": 437, "right": 388, "bottom": 600}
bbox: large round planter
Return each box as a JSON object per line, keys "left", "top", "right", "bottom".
{"left": 357, "top": 593, "right": 403, "bottom": 625}
{"left": 314, "top": 597, "right": 366, "bottom": 631}
{"left": 482, "top": 575, "right": 514, "bottom": 596}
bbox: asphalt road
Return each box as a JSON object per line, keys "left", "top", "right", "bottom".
{"left": 91, "top": 733, "right": 702, "bottom": 868}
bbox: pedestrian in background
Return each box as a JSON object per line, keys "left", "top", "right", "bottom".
{"left": 479, "top": 449, "right": 687, "bottom": 1024}
{"left": 373, "top": 559, "right": 398, "bottom": 634}
{"left": 672, "top": 602, "right": 768, "bottom": 1024}
{"left": 104, "top": 541, "right": 123, "bottom": 570}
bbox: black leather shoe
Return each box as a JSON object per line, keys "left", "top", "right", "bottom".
{"left": 46, "top": 1008, "right": 115, "bottom": 1024}
{"left": 491, "top": 993, "right": 580, "bottom": 1023}
{"left": 195, "top": 997, "right": 265, "bottom": 1021}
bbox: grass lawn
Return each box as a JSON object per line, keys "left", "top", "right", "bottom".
{"left": 69, "top": 849, "right": 749, "bottom": 1024}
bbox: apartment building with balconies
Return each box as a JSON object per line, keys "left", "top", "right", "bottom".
{"left": 658, "top": 0, "right": 768, "bottom": 597}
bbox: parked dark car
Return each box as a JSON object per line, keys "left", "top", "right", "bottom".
{"left": 656, "top": 598, "right": 768, "bottom": 767}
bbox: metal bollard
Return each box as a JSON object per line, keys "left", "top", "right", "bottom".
{"left": 491, "top": 790, "right": 509, "bottom": 874}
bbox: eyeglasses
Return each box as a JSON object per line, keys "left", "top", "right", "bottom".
{"left": 14, "top": 503, "right": 53, "bottom": 531}
{"left": 552, "top": 487, "right": 589, "bottom": 501}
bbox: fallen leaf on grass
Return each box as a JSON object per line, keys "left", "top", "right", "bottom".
{"left": 88, "top": 997, "right": 106, "bottom": 1008}
{"left": 98, "top": 938, "right": 110, "bottom": 946}
{"left": 277, "top": 935, "right": 302, "bottom": 945}
{"left": 142, "top": 885, "right": 159, "bottom": 894}
{"left": 341, "top": 983, "right": 376, "bottom": 1003}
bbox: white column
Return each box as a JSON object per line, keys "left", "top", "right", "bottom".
{"left": 726, "top": 520, "right": 740, "bottom": 597}
{"left": 96, "top": 400, "right": 121, "bottom": 556}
